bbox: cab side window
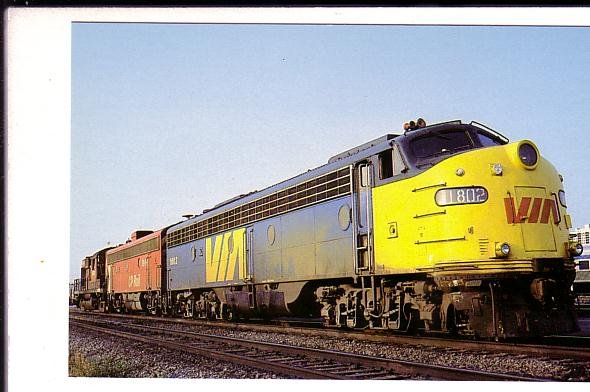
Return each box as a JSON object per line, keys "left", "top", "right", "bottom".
{"left": 392, "top": 145, "right": 408, "bottom": 175}
{"left": 379, "top": 145, "right": 408, "bottom": 180}
{"left": 379, "top": 150, "right": 393, "bottom": 179}
{"left": 478, "top": 131, "right": 503, "bottom": 147}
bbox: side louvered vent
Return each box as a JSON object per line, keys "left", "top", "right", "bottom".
{"left": 478, "top": 239, "right": 489, "bottom": 256}
{"left": 168, "top": 167, "right": 351, "bottom": 248}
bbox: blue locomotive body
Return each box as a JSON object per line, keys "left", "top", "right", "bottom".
{"left": 163, "top": 136, "right": 392, "bottom": 319}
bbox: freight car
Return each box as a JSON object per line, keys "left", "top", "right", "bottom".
{"left": 75, "top": 119, "right": 582, "bottom": 339}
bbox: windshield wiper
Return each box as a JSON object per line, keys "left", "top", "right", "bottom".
{"left": 415, "top": 161, "right": 436, "bottom": 168}
{"left": 430, "top": 148, "right": 453, "bottom": 158}
{"left": 431, "top": 133, "right": 452, "bottom": 141}
{"left": 428, "top": 144, "right": 472, "bottom": 158}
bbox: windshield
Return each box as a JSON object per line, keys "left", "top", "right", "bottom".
{"left": 477, "top": 131, "right": 505, "bottom": 147}
{"left": 410, "top": 130, "right": 474, "bottom": 159}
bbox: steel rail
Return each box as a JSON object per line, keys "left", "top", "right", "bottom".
{"left": 71, "top": 315, "right": 549, "bottom": 381}
{"left": 71, "top": 320, "right": 347, "bottom": 379}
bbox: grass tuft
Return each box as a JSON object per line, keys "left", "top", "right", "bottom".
{"left": 69, "top": 350, "right": 132, "bottom": 377}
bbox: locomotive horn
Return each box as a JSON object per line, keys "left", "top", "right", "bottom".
{"left": 404, "top": 118, "right": 426, "bottom": 132}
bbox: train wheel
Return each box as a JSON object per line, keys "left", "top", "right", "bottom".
{"left": 160, "top": 299, "right": 168, "bottom": 316}
{"left": 223, "top": 304, "right": 238, "bottom": 322}
{"left": 114, "top": 296, "right": 123, "bottom": 313}
{"left": 446, "top": 305, "right": 458, "bottom": 335}
{"left": 402, "top": 303, "right": 420, "bottom": 334}
{"left": 148, "top": 297, "right": 160, "bottom": 316}
{"left": 206, "top": 303, "right": 217, "bottom": 320}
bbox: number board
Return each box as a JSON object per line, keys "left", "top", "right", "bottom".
{"left": 435, "top": 187, "right": 488, "bottom": 206}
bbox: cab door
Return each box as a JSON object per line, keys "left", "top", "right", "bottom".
{"left": 107, "top": 264, "right": 112, "bottom": 292}
{"left": 353, "top": 162, "right": 374, "bottom": 274}
{"left": 244, "top": 226, "right": 254, "bottom": 283}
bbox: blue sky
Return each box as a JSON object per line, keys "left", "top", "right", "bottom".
{"left": 6, "top": 10, "right": 590, "bottom": 391}
{"left": 71, "top": 22, "right": 590, "bottom": 280}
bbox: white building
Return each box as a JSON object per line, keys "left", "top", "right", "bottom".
{"left": 571, "top": 224, "right": 590, "bottom": 271}
{"left": 571, "top": 225, "right": 590, "bottom": 310}
{"left": 571, "top": 224, "right": 590, "bottom": 247}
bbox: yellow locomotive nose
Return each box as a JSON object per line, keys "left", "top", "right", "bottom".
{"left": 370, "top": 120, "right": 577, "bottom": 338}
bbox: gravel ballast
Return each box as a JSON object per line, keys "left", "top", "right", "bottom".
{"left": 70, "top": 318, "right": 590, "bottom": 380}
{"left": 69, "top": 325, "right": 284, "bottom": 378}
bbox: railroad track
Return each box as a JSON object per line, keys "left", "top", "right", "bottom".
{"left": 71, "top": 313, "right": 550, "bottom": 381}
{"left": 69, "top": 308, "right": 590, "bottom": 361}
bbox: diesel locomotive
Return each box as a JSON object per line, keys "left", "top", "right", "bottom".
{"left": 77, "top": 246, "right": 112, "bottom": 311}
{"left": 73, "top": 119, "right": 582, "bottom": 339}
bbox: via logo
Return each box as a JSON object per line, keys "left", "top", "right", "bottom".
{"left": 504, "top": 197, "right": 558, "bottom": 224}
{"left": 205, "top": 227, "right": 246, "bottom": 283}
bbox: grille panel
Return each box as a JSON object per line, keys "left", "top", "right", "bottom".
{"left": 168, "top": 167, "right": 351, "bottom": 248}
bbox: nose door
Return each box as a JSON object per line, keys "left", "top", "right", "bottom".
{"left": 513, "top": 186, "right": 558, "bottom": 252}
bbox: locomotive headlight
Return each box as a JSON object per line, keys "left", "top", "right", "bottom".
{"left": 517, "top": 141, "right": 539, "bottom": 169}
{"left": 575, "top": 243, "right": 584, "bottom": 256}
{"left": 495, "top": 242, "right": 511, "bottom": 257}
{"left": 569, "top": 242, "right": 583, "bottom": 257}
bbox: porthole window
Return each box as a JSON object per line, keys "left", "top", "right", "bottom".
{"left": 338, "top": 204, "right": 351, "bottom": 230}
{"left": 267, "top": 225, "right": 276, "bottom": 246}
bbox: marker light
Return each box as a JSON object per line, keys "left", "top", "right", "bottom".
{"left": 491, "top": 163, "right": 503, "bottom": 176}
{"left": 495, "top": 242, "right": 511, "bottom": 257}
{"left": 558, "top": 190, "right": 567, "bottom": 207}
